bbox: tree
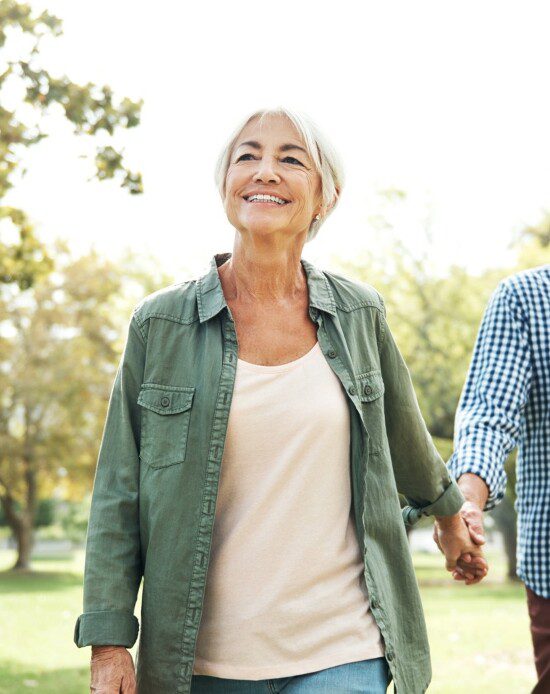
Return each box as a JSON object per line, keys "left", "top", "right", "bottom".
{"left": 521, "top": 212, "right": 550, "bottom": 248}
{"left": 336, "top": 218, "right": 535, "bottom": 579}
{"left": 0, "top": 1, "right": 143, "bottom": 290}
{"left": 337, "top": 237, "right": 505, "bottom": 441}
{"left": 0, "top": 243, "right": 176, "bottom": 570}
{"left": 0, "top": 245, "right": 119, "bottom": 568}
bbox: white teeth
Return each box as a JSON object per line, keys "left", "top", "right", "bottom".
{"left": 247, "top": 194, "right": 287, "bottom": 205}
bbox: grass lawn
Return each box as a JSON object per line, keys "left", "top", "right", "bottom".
{"left": 416, "top": 552, "right": 536, "bottom": 693}
{"left": 0, "top": 550, "right": 141, "bottom": 694}
{"left": 0, "top": 547, "right": 536, "bottom": 693}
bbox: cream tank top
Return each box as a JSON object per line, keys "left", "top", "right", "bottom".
{"left": 192, "top": 341, "right": 385, "bottom": 679}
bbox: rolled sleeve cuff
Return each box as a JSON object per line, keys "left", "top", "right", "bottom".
{"left": 421, "top": 477, "right": 465, "bottom": 516}
{"left": 74, "top": 610, "right": 139, "bottom": 648}
{"left": 402, "top": 478, "right": 465, "bottom": 526}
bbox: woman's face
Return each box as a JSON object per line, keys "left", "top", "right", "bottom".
{"left": 223, "top": 114, "right": 323, "bottom": 241}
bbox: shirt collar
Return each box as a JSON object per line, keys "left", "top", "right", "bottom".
{"left": 196, "top": 251, "right": 337, "bottom": 323}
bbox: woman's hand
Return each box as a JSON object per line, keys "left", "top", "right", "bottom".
{"left": 90, "top": 645, "right": 136, "bottom": 693}
{"left": 433, "top": 513, "right": 489, "bottom": 585}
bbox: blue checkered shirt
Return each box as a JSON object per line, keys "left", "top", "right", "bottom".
{"left": 448, "top": 265, "right": 550, "bottom": 597}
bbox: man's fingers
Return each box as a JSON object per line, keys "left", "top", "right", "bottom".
{"left": 461, "top": 507, "right": 486, "bottom": 545}
{"left": 467, "top": 525, "right": 486, "bottom": 545}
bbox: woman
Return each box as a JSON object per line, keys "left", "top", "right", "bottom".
{"left": 74, "top": 106, "right": 487, "bottom": 694}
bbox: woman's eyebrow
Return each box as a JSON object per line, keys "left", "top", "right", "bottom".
{"left": 235, "top": 140, "right": 309, "bottom": 156}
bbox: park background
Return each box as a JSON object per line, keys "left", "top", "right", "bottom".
{"left": 1, "top": 1, "right": 550, "bottom": 691}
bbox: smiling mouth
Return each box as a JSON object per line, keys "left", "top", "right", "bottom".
{"left": 243, "top": 194, "right": 290, "bottom": 205}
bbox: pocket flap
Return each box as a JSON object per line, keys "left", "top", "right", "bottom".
{"left": 356, "top": 370, "right": 385, "bottom": 402}
{"left": 137, "top": 384, "right": 195, "bottom": 415}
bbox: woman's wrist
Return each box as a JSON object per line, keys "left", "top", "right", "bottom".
{"left": 434, "top": 512, "right": 463, "bottom": 530}
{"left": 91, "top": 645, "right": 126, "bottom": 654}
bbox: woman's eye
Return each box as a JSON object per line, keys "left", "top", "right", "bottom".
{"left": 283, "top": 156, "right": 303, "bottom": 166}
{"left": 235, "top": 154, "right": 304, "bottom": 166}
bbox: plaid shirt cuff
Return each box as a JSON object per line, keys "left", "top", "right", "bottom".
{"left": 447, "top": 451, "right": 506, "bottom": 512}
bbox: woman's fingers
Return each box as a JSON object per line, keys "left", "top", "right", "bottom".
{"left": 90, "top": 646, "right": 135, "bottom": 694}
{"left": 454, "top": 558, "right": 488, "bottom": 583}
{"left": 120, "top": 672, "right": 137, "bottom": 694}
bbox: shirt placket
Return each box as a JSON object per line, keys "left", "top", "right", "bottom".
{"left": 310, "top": 306, "right": 398, "bottom": 682}
{"left": 180, "top": 309, "right": 239, "bottom": 693}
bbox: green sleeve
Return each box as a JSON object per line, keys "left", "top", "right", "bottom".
{"left": 378, "top": 307, "right": 464, "bottom": 519}
{"left": 74, "top": 311, "right": 145, "bottom": 648}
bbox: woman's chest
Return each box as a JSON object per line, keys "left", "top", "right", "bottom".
{"left": 227, "top": 302, "right": 319, "bottom": 366}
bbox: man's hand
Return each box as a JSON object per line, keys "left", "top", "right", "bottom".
{"left": 448, "top": 499, "right": 488, "bottom": 584}
{"left": 90, "top": 645, "right": 136, "bottom": 694}
{"left": 458, "top": 499, "right": 486, "bottom": 545}
{"left": 433, "top": 512, "right": 488, "bottom": 585}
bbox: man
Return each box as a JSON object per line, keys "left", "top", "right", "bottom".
{"left": 441, "top": 264, "right": 549, "bottom": 692}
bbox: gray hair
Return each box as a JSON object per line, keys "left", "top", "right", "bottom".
{"left": 214, "top": 106, "right": 345, "bottom": 242}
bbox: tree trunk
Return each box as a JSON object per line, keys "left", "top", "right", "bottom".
{"left": 0, "top": 480, "right": 36, "bottom": 571}
{"left": 11, "top": 518, "right": 34, "bottom": 570}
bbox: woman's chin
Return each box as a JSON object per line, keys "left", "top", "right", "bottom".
{"left": 240, "top": 221, "right": 292, "bottom": 236}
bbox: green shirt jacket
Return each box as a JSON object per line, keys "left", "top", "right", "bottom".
{"left": 74, "top": 251, "right": 465, "bottom": 693}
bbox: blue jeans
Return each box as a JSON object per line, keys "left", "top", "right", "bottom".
{"left": 190, "top": 656, "right": 391, "bottom": 693}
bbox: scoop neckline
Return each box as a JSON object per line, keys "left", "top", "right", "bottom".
{"left": 237, "top": 341, "right": 321, "bottom": 373}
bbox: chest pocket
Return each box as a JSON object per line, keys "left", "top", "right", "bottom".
{"left": 137, "top": 383, "right": 195, "bottom": 469}
{"left": 356, "top": 369, "right": 386, "bottom": 452}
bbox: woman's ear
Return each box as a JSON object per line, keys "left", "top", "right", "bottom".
{"left": 324, "top": 190, "right": 339, "bottom": 215}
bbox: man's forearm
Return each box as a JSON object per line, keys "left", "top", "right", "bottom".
{"left": 455, "top": 472, "right": 490, "bottom": 510}
{"left": 434, "top": 474, "right": 489, "bottom": 526}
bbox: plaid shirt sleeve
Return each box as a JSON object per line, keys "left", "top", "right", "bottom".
{"left": 448, "top": 280, "right": 533, "bottom": 511}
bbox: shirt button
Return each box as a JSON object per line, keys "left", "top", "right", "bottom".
{"left": 327, "top": 349, "right": 337, "bottom": 359}
{"left": 160, "top": 396, "right": 170, "bottom": 407}
{"left": 363, "top": 384, "right": 373, "bottom": 396}
{"left": 370, "top": 596, "right": 378, "bottom": 609}
{"left": 386, "top": 650, "right": 394, "bottom": 662}
{"left": 348, "top": 385, "right": 356, "bottom": 396}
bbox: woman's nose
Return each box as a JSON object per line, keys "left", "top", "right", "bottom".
{"left": 253, "top": 157, "right": 281, "bottom": 184}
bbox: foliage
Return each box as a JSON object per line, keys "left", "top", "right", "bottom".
{"left": 516, "top": 237, "right": 550, "bottom": 267}
{"left": 336, "top": 205, "right": 548, "bottom": 535}
{"left": 337, "top": 236, "right": 508, "bottom": 441}
{"left": 0, "top": 238, "right": 178, "bottom": 567}
{"left": 0, "top": 1, "right": 143, "bottom": 290}
{"left": 0, "top": 496, "right": 54, "bottom": 526}
{"left": 521, "top": 211, "right": 550, "bottom": 248}
{"left": 59, "top": 497, "right": 90, "bottom": 544}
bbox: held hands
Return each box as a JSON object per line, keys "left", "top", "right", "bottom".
{"left": 90, "top": 645, "right": 136, "bottom": 694}
{"left": 432, "top": 503, "right": 488, "bottom": 585}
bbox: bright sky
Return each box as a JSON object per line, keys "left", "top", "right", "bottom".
{"left": 3, "top": 1, "right": 550, "bottom": 280}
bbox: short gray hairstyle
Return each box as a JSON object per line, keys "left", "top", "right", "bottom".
{"left": 214, "top": 106, "right": 345, "bottom": 242}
